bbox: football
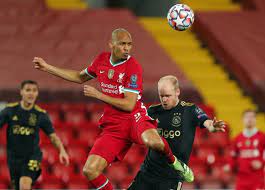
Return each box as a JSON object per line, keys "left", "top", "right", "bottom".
{"left": 167, "top": 4, "right": 195, "bottom": 31}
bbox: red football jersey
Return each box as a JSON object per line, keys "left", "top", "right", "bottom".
{"left": 85, "top": 52, "right": 151, "bottom": 125}
{"left": 228, "top": 129, "right": 265, "bottom": 180}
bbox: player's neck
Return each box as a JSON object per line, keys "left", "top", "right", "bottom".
{"left": 243, "top": 127, "right": 258, "bottom": 137}
{"left": 20, "top": 101, "right": 34, "bottom": 110}
{"left": 174, "top": 99, "right": 180, "bottom": 107}
{"left": 110, "top": 54, "right": 127, "bottom": 65}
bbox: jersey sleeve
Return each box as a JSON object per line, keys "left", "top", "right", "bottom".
{"left": 192, "top": 105, "right": 209, "bottom": 128}
{"left": 39, "top": 113, "right": 55, "bottom": 136}
{"left": 0, "top": 107, "right": 9, "bottom": 128}
{"left": 84, "top": 54, "right": 101, "bottom": 79}
{"left": 124, "top": 60, "right": 142, "bottom": 94}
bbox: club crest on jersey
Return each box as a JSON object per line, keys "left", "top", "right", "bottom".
{"left": 172, "top": 115, "right": 181, "bottom": 127}
{"left": 117, "top": 73, "right": 125, "bottom": 83}
{"left": 29, "top": 113, "right": 37, "bottom": 126}
{"left": 108, "top": 69, "right": 115, "bottom": 79}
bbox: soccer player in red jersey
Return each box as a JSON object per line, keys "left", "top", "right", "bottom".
{"left": 33, "top": 28, "right": 193, "bottom": 189}
{"left": 224, "top": 109, "right": 265, "bottom": 190}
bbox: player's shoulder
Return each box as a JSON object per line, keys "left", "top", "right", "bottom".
{"left": 180, "top": 101, "right": 194, "bottom": 107}
{"left": 94, "top": 52, "right": 111, "bottom": 62}
{"left": 5, "top": 102, "right": 19, "bottom": 108}
{"left": 128, "top": 56, "right": 141, "bottom": 67}
{"left": 180, "top": 101, "right": 194, "bottom": 108}
{"left": 148, "top": 103, "right": 163, "bottom": 112}
{"left": 34, "top": 105, "right": 47, "bottom": 114}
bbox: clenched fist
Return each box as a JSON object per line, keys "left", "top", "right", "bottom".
{"left": 33, "top": 57, "right": 50, "bottom": 72}
{"left": 84, "top": 85, "right": 101, "bottom": 99}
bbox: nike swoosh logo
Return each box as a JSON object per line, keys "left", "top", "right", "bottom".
{"left": 100, "top": 71, "right": 104, "bottom": 74}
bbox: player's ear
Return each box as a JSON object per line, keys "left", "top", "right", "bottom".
{"left": 109, "top": 41, "right": 113, "bottom": 49}
{"left": 176, "top": 88, "right": 180, "bottom": 97}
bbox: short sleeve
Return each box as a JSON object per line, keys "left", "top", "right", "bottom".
{"left": 85, "top": 54, "right": 101, "bottom": 79}
{"left": 0, "top": 107, "right": 9, "bottom": 128}
{"left": 192, "top": 105, "right": 209, "bottom": 128}
{"left": 39, "top": 113, "right": 55, "bottom": 136}
{"left": 124, "top": 60, "right": 142, "bottom": 94}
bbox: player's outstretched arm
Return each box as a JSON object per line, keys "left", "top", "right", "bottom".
{"left": 203, "top": 117, "right": 226, "bottom": 132}
{"left": 49, "top": 133, "right": 70, "bottom": 166}
{"left": 83, "top": 85, "right": 137, "bottom": 112}
{"left": 33, "top": 57, "right": 92, "bottom": 83}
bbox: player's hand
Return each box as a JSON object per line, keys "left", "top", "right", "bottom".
{"left": 84, "top": 85, "right": 101, "bottom": 99}
{"left": 251, "top": 160, "right": 262, "bottom": 170}
{"left": 33, "top": 57, "right": 50, "bottom": 72}
{"left": 59, "top": 150, "right": 70, "bottom": 166}
{"left": 212, "top": 117, "right": 226, "bottom": 132}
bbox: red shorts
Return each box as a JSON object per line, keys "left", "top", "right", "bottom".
{"left": 236, "top": 179, "right": 265, "bottom": 190}
{"left": 89, "top": 117, "right": 156, "bottom": 164}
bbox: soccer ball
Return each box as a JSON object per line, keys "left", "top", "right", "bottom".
{"left": 167, "top": 4, "right": 195, "bottom": 31}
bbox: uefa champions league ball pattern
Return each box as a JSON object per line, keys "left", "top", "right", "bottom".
{"left": 167, "top": 4, "right": 195, "bottom": 31}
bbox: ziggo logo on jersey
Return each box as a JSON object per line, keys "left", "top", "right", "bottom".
{"left": 12, "top": 125, "right": 35, "bottom": 135}
{"left": 157, "top": 128, "right": 181, "bottom": 138}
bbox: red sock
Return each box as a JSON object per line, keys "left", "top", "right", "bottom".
{"left": 89, "top": 174, "right": 113, "bottom": 190}
{"left": 161, "top": 137, "right": 175, "bottom": 164}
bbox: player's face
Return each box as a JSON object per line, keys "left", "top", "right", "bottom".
{"left": 20, "top": 84, "right": 39, "bottom": 105}
{"left": 243, "top": 112, "right": 256, "bottom": 128}
{"left": 158, "top": 83, "right": 180, "bottom": 110}
{"left": 111, "top": 33, "right": 132, "bottom": 60}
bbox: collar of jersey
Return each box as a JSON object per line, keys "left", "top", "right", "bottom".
{"left": 109, "top": 55, "right": 131, "bottom": 67}
{"left": 243, "top": 127, "right": 258, "bottom": 138}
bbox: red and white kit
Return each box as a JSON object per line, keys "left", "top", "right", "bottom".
{"left": 228, "top": 129, "right": 265, "bottom": 190}
{"left": 85, "top": 52, "right": 155, "bottom": 163}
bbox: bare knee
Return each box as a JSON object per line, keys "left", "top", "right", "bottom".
{"left": 83, "top": 155, "right": 107, "bottom": 180}
{"left": 19, "top": 177, "right": 32, "bottom": 190}
{"left": 83, "top": 162, "right": 101, "bottom": 179}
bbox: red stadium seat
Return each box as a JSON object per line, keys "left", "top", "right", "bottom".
{"left": 124, "top": 145, "right": 146, "bottom": 166}
{"left": 207, "top": 131, "right": 230, "bottom": 148}
{"left": 75, "top": 127, "right": 100, "bottom": 148}
{"left": 64, "top": 111, "right": 87, "bottom": 125}
{"left": 67, "top": 145, "right": 88, "bottom": 165}
{"left": 189, "top": 163, "right": 208, "bottom": 183}
{"left": 40, "top": 179, "right": 64, "bottom": 189}
{"left": 51, "top": 162, "right": 75, "bottom": 183}
{"left": 41, "top": 144, "right": 59, "bottom": 165}
{"left": 67, "top": 173, "right": 88, "bottom": 186}
{"left": 105, "top": 162, "right": 129, "bottom": 183}
{"left": 196, "top": 145, "right": 220, "bottom": 164}
{"left": 67, "top": 180, "right": 89, "bottom": 189}
{"left": 55, "top": 128, "right": 74, "bottom": 146}
{"left": 200, "top": 181, "right": 223, "bottom": 189}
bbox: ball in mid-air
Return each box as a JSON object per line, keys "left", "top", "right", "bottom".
{"left": 167, "top": 4, "right": 195, "bottom": 31}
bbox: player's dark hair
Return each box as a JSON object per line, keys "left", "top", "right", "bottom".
{"left": 242, "top": 109, "right": 256, "bottom": 116}
{"left": 20, "top": 80, "right": 38, "bottom": 89}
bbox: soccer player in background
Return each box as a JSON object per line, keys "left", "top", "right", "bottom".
{"left": 33, "top": 28, "right": 193, "bottom": 190}
{"left": 223, "top": 109, "right": 265, "bottom": 190}
{"left": 128, "top": 75, "right": 226, "bottom": 190}
{"left": 0, "top": 80, "right": 69, "bottom": 190}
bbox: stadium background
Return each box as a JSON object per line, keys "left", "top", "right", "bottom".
{"left": 0, "top": 0, "right": 264, "bottom": 189}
